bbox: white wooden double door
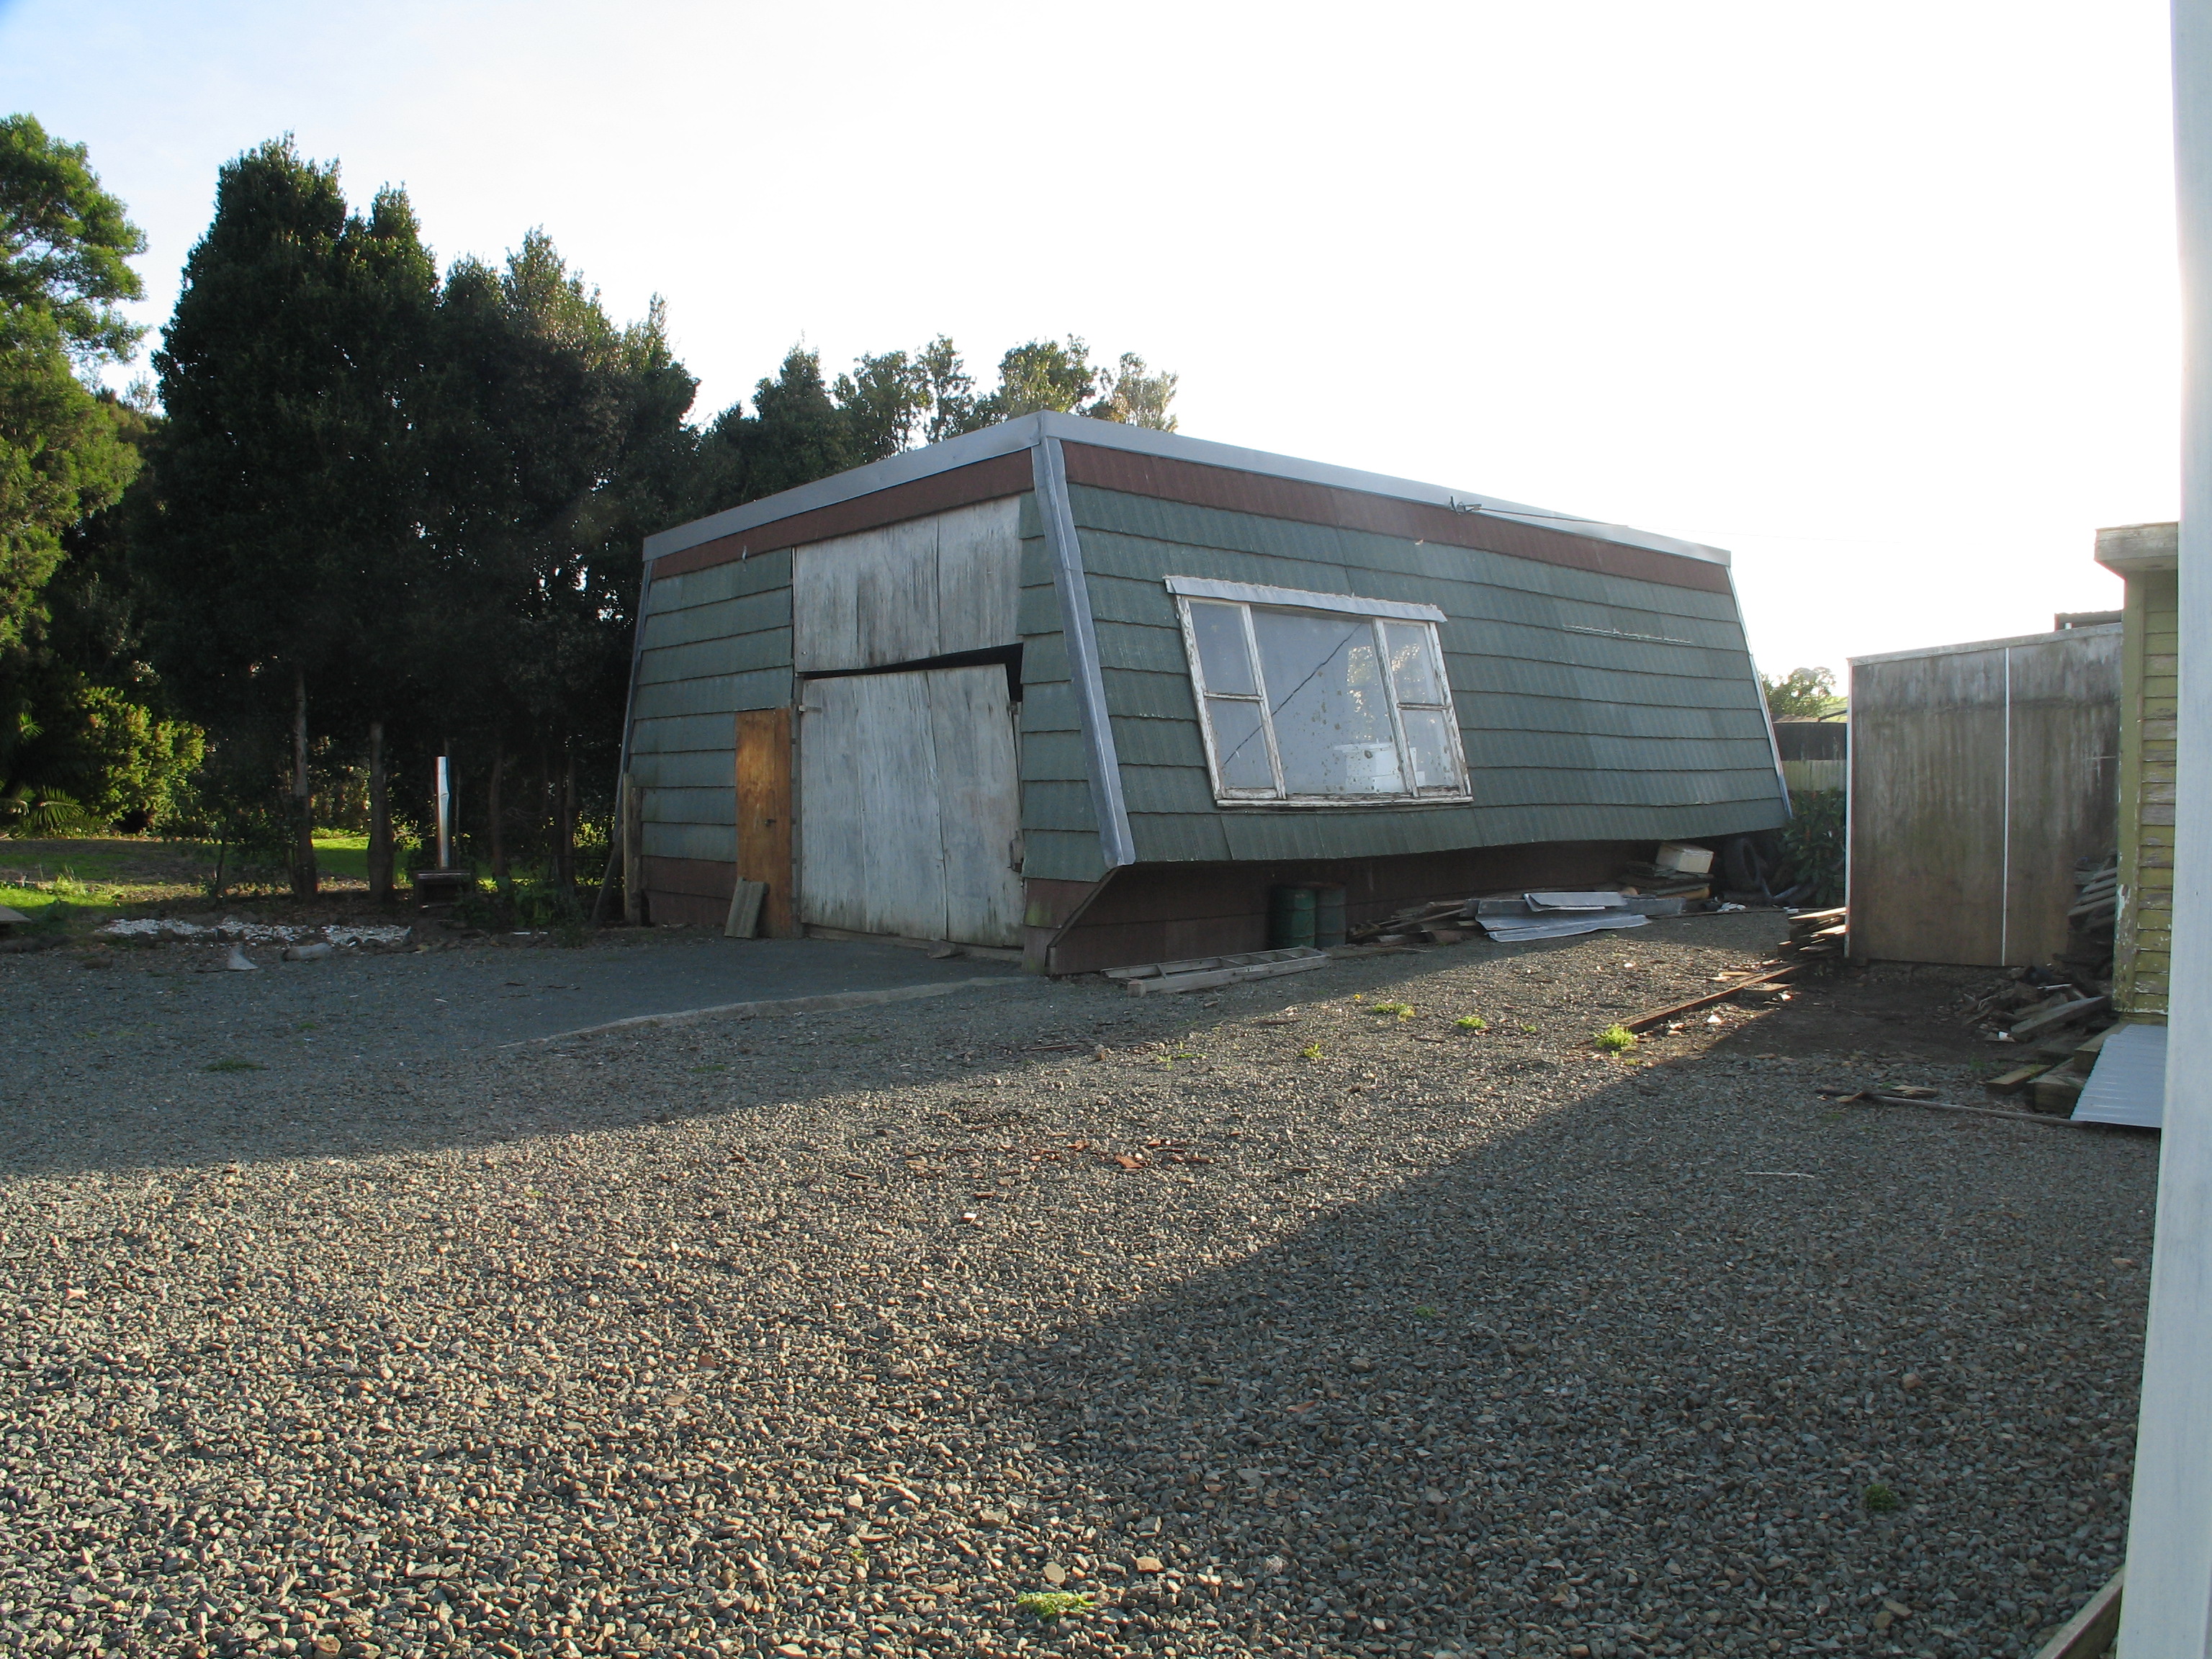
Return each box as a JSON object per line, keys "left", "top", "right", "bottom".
{"left": 797, "top": 665, "right": 1023, "bottom": 947}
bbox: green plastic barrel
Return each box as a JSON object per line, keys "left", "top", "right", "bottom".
{"left": 1267, "top": 885, "right": 1317, "bottom": 950}
{"left": 1309, "top": 884, "right": 1347, "bottom": 948}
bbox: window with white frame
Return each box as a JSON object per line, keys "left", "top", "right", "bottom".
{"left": 1169, "top": 577, "right": 1470, "bottom": 805}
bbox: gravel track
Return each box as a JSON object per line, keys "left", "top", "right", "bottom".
{"left": 0, "top": 917, "right": 2155, "bottom": 1659}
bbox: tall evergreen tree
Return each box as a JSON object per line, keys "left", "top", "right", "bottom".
{"left": 133, "top": 137, "right": 437, "bottom": 894}
{"left": 419, "top": 231, "right": 695, "bottom": 889}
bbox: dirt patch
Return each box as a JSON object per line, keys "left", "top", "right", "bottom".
{"left": 1690, "top": 961, "right": 2008, "bottom": 1066}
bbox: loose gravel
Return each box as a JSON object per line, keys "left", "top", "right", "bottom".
{"left": 1, "top": 917, "right": 2155, "bottom": 1659}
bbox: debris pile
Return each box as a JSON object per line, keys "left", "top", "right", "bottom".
{"left": 1956, "top": 968, "right": 2118, "bottom": 1115}
{"left": 95, "top": 917, "right": 414, "bottom": 949}
{"left": 1783, "top": 906, "right": 1847, "bottom": 958}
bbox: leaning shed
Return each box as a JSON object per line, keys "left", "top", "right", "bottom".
{"left": 624, "top": 413, "right": 1791, "bottom": 973}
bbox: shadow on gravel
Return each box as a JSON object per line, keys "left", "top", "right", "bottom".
{"left": 969, "top": 1074, "right": 2149, "bottom": 1659}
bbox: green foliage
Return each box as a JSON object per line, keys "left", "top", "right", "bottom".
{"left": 1369, "top": 1001, "right": 1415, "bottom": 1019}
{"left": 1015, "top": 1591, "right": 1093, "bottom": 1622}
{"left": 0, "top": 787, "right": 103, "bottom": 837}
{"left": 1089, "top": 352, "right": 1179, "bottom": 430}
{"left": 456, "top": 874, "right": 589, "bottom": 944}
{"left": 1762, "top": 665, "right": 1845, "bottom": 721}
{"left": 1777, "top": 788, "right": 1845, "bottom": 905}
{"left": 1595, "top": 1024, "right": 1638, "bottom": 1053}
{"left": 1453, "top": 1014, "right": 1488, "bottom": 1031}
{"left": 0, "top": 115, "right": 148, "bottom": 655}
{"left": 0, "top": 114, "right": 148, "bottom": 362}
{"left": 1863, "top": 1482, "right": 1900, "bottom": 1513}
{"left": 982, "top": 337, "right": 1097, "bottom": 420}
{"left": 203, "top": 1057, "right": 264, "bottom": 1074}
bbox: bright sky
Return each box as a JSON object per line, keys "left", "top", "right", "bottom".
{"left": 1, "top": 0, "right": 2179, "bottom": 678}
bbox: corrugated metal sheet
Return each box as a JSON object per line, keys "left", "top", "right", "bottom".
{"left": 1062, "top": 483, "right": 1785, "bottom": 864}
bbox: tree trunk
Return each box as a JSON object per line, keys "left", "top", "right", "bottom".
{"left": 489, "top": 750, "right": 508, "bottom": 889}
{"left": 367, "top": 720, "right": 392, "bottom": 907}
{"left": 291, "top": 665, "right": 318, "bottom": 898}
{"left": 553, "top": 746, "right": 577, "bottom": 891}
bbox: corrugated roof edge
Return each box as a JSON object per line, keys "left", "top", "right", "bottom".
{"left": 1848, "top": 621, "right": 2124, "bottom": 667}
{"left": 639, "top": 411, "right": 1733, "bottom": 569}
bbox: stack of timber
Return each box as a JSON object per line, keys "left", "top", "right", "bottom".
{"left": 1107, "top": 946, "right": 1331, "bottom": 996}
{"left": 2059, "top": 852, "right": 2119, "bottom": 982}
{"left": 1784, "top": 907, "right": 1848, "bottom": 958}
{"left": 1984, "top": 1023, "right": 2119, "bottom": 1116}
{"left": 1959, "top": 971, "right": 2114, "bottom": 1075}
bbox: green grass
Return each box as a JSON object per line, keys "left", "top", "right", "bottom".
{"left": 204, "top": 1058, "right": 265, "bottom": 1074}
{"left": 1863, "top": 1482, "right": 1901, "bottom": 1513}
{"left": 1015, "top": 1591, "right": 1093, "bottom": 1622}
{"left": 1453, "top": 1014, "right": 1488, "bottom": 1032}
{"left": 1369, "top": 1002, "right": 1416, "bottom": 1020}
{"left": 1595, "top": 1024, "right": 1639, "bottom": 1054}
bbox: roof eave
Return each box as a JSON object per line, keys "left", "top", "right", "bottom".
{"left": 639, "top": 410, "right": 1734, "bottom": 570}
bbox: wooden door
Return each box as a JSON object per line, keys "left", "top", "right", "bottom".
{"left": 734, "top": 707, "right": 796, "bottom": 937}
{"left": 798, "top": 665, "right": 1022, "bottom": 945}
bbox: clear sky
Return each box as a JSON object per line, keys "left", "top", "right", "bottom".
{"left": 1, "top": 0, "right": 2180, "bottom": 678}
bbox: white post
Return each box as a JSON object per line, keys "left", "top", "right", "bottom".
{"left": 2119, "top": 4, "right": 2212, "bottom": 1650}
{"left": 436, "top": 755, "right": 452, "bottom": 871}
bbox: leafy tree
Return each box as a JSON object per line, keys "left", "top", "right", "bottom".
{"left": 0, "top": 114, "right": 146, "bottom": 655}
{"left": 917, "top": 335, "right": 981, "bottom": 443}
{"left": 979, "top": 336, "right": 1097, "bottom": 421}
{"left": 133, "top": 136, "right": 438, "bottom": 894}
{"left": 834, "top": 349, "right": 931, "bottom": 461}
{"left": 1089, "top": 351, "right": 1179, "bottom": 430}
{"left": 1762, "top": 665, "right": 1845, "bottom": 721}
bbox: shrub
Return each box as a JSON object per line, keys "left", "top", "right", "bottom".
{"left": 1595, "top": 1024, "right": 1638, "bottom": 1054}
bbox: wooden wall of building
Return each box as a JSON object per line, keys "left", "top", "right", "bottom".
{"left": 2116, "top": 568, "right": 2180, "bottom": 1017}
{"left": 1848, "top": 628, "right": 2121, "bottom": 967}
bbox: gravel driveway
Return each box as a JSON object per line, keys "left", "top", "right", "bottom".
{"left": 0, "top": 917, "right": 2154, "bottom": 1659}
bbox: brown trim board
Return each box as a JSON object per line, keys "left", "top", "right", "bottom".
{"left": 1060, "top": 444, "right": 1733, "bottom": 595}
{"left": 648, "top": 437, "right": 1732, "bottom": 596}
{"left": 649, "top": 451, "right": 1036, "bottom": 579}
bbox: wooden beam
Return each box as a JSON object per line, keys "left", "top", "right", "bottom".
{"left": 2030, "top": 1570, "right": 2121, "bottom": 1659}
{"left": 1622, "top": 963, "right": 1802, "bottom": 1033}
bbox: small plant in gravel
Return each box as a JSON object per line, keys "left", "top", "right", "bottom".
{"left": 1411, "top": 1304, "right": 1439, "bottom": 1319}
{"left": 1863, "top": 1482, "right": 1902, "bottom": 1513}
{"left": 1454, "top": 1014, "right": 1488, "bottom": 1031}
{"left": 203, "top": 1057, "right": 264, "bottom": 1073}
{"left": 1595, "top": 1024, "right": 1637, "bottom": 1053}
{"left": 1519, "top": 1022, "right": 1537, "bottom": 1033}
{"left": 1298, "top": 1043, "right": 1323, "bottom": 1061}
{"left": 1016, "top": 1590, "right": 1094, "bottom": 1622}
{"left": 1370, "top": 1002, "right": 1416, "bottom": 1020}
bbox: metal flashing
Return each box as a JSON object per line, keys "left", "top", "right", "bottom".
{"left": 1849, "top": 623, "right": 2123, "bottom": 667}
{"left": 1033, "top": 436, "right": 1136, "bottom": 869}
{"left": 1164, "top": 575, "right": 1447, "bottom": 623}
{"left": 642, "top": 411, "right": 1732, "bottom": 570}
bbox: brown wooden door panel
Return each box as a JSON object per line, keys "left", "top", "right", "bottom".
{"left": 735, "top": 707, "right": 796, "bottom": 938}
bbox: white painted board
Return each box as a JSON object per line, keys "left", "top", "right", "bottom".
{"left": 2071, "top": 1021, "right": 2167, "bottom": 1129}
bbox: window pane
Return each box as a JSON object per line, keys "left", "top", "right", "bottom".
{"left": 1382, "top": 623, "right": 1442, "bottom": 706}
{"left": 1251, "top": 611, "right": 1401, "bottom": 794}
{"left": 1399, "top": 707, "right": 1461, "bottom": 791}
{"left": 1187, "top": 602, "right": 1257, "bottom": 696}
{"left": 1203, "top": 697, "right": 1275, "bottom": 791}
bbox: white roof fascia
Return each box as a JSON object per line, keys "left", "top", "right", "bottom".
{"left": 639, "top": 409, "right": 1733, "bottom": 569}
{"left": 1848, "top": 623, "right": 2123, "bottom": 667}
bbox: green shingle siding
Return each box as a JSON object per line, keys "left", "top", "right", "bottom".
{"left": 1054, "top": 484, "right": 1783, "bottom": 866}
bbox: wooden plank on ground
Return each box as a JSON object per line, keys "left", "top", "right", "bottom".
{"left": 1128, "top": 955, "right": 1333, "bottom": 996}
{"left": 724, "top": 880, "right": 766, "bottom": 940}
{"left": 1623, "top": 963, "right": 1802, "bottom": 1033}
{"left": 2029, "top": 1570, "right": 2122, "bottom": 1659}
